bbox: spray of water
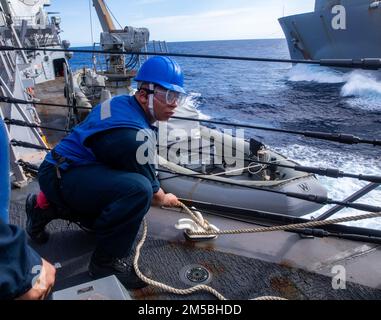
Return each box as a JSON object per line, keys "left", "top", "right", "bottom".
{"left": 287, "top": 65, "right": 381, "bottom": 111}
{"left": 275, "top": 144, "right": 381, "bottom": 230}
{"left": 341, "top": 71, "right": 381, "bottom": 97}
{"left": 185, "top": 92, "right": 211, "bottom": 120}
{"left": 286, "top": 65, "right": 381, "bottom": 229}
{"left": 287, "top": 64, "right": 345, "bottom": 83}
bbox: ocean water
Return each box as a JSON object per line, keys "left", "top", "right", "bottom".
{"left": 70, "top": 39, "right": 381, "bottom": 230}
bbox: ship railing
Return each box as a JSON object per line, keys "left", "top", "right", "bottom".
{"left": 12, "top": 16, "right": 36, "bottom": 26}
{"left": 87, "top": 39, "right": 168, "bottom": 73}
{"left": 151, "top": 40, "right": 169, "bottom": 54}
{"left": 30, "top": 33, "right": 60, "bottom": 49}
{"left": 0, "top": 31, "right": 50, "bottom": 186}
{"left": 9, "top": 24, "right": 62, "bottom": 49}
{"left": 91, "top": 42, "right": 107, "bottom": 73}
{"left": 315, "top": 183, "right": 380, "bottom": 220}
{"left": 13, "top": 16, "right": 56, "bottom": 28}
{"left": 90, "top": 42, "right": 140, "bottom": 75}
{"left": 0, "top": 37, "right": 15, "bottom": 88}
{"left": 138, "top": 40, "right": 168, "bottom": 68}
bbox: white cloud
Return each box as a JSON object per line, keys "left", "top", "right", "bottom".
{"left": 134, "top": 6, "right": 285, "bottom": 41}
{"left": 61, "top": 1, "right": 316, "bottom": 45}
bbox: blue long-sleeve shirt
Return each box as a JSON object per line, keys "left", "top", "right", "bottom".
{"left": 0, "top": 221, "right": 42, "bottom": 299}
{"left": 85, "top": 127, "right": 160, "bottom": 193}
{"left": 1, "top": 118, "right": 42, "bottom": 300}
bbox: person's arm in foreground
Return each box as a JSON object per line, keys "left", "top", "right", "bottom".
{"left": 0, "top": 221, "right": 56, "bottom": 300}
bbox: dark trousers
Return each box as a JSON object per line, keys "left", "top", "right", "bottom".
{"left": 38, "top": 160, "right": 153, "bottom": 257}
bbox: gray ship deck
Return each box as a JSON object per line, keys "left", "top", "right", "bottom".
{"left": 9, "top": 77, "right": 381, "bottom": 300}
{"left": 10, "top": 181, "right": 381, "bottom": 300}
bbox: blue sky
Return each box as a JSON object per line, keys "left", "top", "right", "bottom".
{"left": 49, "top": 0, "right": 315, "bottom": 46}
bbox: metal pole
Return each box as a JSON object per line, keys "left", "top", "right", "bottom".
{"left": 0, "top": 117, "right": 10, "bottom": 223}
{"left": 92, "top": 0, "right": 116, "bottom": 32}
{"left": 315, "top": 183, "right": 380, "bottom": 220}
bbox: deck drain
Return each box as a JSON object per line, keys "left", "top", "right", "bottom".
{"left": 179, "top": 265, "right": 212, "bottom": 286}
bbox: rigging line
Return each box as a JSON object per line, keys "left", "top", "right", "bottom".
{"left": 7, "top": 93, "right": 379, "bottom": 146}
{"left": 1, "top": 45, "right": 381, "bottom": 70}
{"left": 182, "top": 199, "right": 381, "bottom": 238}
{"left": 0, "top": 96, "right": 92, "bottom": 110}
{"left": 8, "top": 133, "right": 381, "bottom": 184}
{"left": 10, "top": 139, "right": 51, "bottom": 151}
{"left": 156, "top": 168, "right": 381, "bottom": 214}
{"left": 4, "top": 118, "right": 70, "bottom": 133}
{"left": 1, "top": 95, "right": 380, "bottom": 147}
{"left": 88, "top": 0, "right": 95, "bottom": 46}
{"left": 103, "top": 0, "right": 123, "bottom": 29}
{"left": 171, "top": 116, "right": 381, "bottom": 147}
{"left": 31, "top": 100, "right": 92, "bottom": 110}
{"left": 157, "top": 145, "right": 381, "bottom": 183}
{"left": 17, "top": 160, "right": 39, "bottom": 176}
{"left": 157, "top": 153, "right": 381, "bottom": 184}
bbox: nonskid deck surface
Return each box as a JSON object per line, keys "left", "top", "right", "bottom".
{"left": 10, "top": 183, "right": 381, "bottom": 300}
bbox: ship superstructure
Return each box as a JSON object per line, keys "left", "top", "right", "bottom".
{"left": 279, "top": 0, "right": 381, "bottom": 60}
{"left": 0, "top": 0, "right": 71, "bottom": 186}
{"left": 0, "top": 0, "right": 70, "bottom": 84}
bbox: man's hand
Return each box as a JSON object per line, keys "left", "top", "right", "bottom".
{"left": 16, "top": 259, "right": 56, "bottom": 300}
{"left": 162, "top": 193, "right": 179, "bottom": 207}
{"left": 152, "top": 189, "right": 180, "bottom": 207}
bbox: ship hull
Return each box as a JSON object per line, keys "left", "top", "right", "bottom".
{"left": 279, "top": 1, "right": 381, "bottom": 60}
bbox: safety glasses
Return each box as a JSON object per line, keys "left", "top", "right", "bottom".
{"left": 140, "top": 86, "right": 186, "bottom": 106}
{"left": 154, "top": 88, "right": 186, "bottom": 106}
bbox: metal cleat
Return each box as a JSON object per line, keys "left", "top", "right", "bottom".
{"left": 175, "top": 209, "right": 220, "bottom": 242}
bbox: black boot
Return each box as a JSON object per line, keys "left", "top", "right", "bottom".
{"left": 88, "top": 250, "right": 148, "bottom": 290}
{"left": 26, "top": 193, "right": 96, "bottom": 244}
{"left": 25, "top": 194, "right": 55, "bottom": 244}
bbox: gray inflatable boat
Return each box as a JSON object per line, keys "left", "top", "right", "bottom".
{"left": 157, "top": 103, "right": 327, "bottom": 217}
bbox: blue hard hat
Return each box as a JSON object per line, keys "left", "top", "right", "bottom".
{"left": 135, "top": 56, "right": 186, "bottom": 94}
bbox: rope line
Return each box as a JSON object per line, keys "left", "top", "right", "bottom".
{"left": 134, "top": 202, "right": 381, "bottom": 300}
{"left": 178, "top": 203, "right": 381, "bottom": 236}
{"left": 88, "top": 0, "right": 95, "bottom": 46}
{"left": 171, "top": 116, "right": 381, "bottom": 147}
{"left": 157, "top": 148, "right": 381, "bottom": 184}
{"left": 4, "top": 118, "right": 70, "bottom": 133}
{"left": 133, "top": 218, "right": 286, "bottom": 300}
{"left": 10, "top": 139, "right": 51, "bottom": 151}
{"left": 2, "top": 95, "right": 380, "bottom": 146}
{"left": 157, "top": 168, "right": 381, "bottom": 214}
{"left": 1, "top": 45, "right": 381, "bottom": 70}
{"left": 4, "top": 115, "right": 380, "bottom": 212}
{"left": 132, "top": 202, "right": 381, "bottom": 300}
{"left": 0, "top": 96, "right": 92, "bottom": 110}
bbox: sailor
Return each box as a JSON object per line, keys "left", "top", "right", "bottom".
{"left": 25, "top": 56, "right": 186, "bottom": 289}
{"left": 0, "top": 118, "right": 56, "bottom": 300}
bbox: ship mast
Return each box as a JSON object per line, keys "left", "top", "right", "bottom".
{"left": 92, "top": 0, "right": 116, "bottom": 32}
{"left": 84, "top": 0, "right": 149, "bottom": 96}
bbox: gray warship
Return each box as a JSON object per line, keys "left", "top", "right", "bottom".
{"left": 1, "top": 0, "right": 381, "bottom": 301}
{"left": 279, "top": 0, "right": 381, "bottom": 60}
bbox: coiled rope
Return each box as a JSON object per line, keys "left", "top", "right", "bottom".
{"left": 133, "top": 218, "right": 286, "bottom": 300}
